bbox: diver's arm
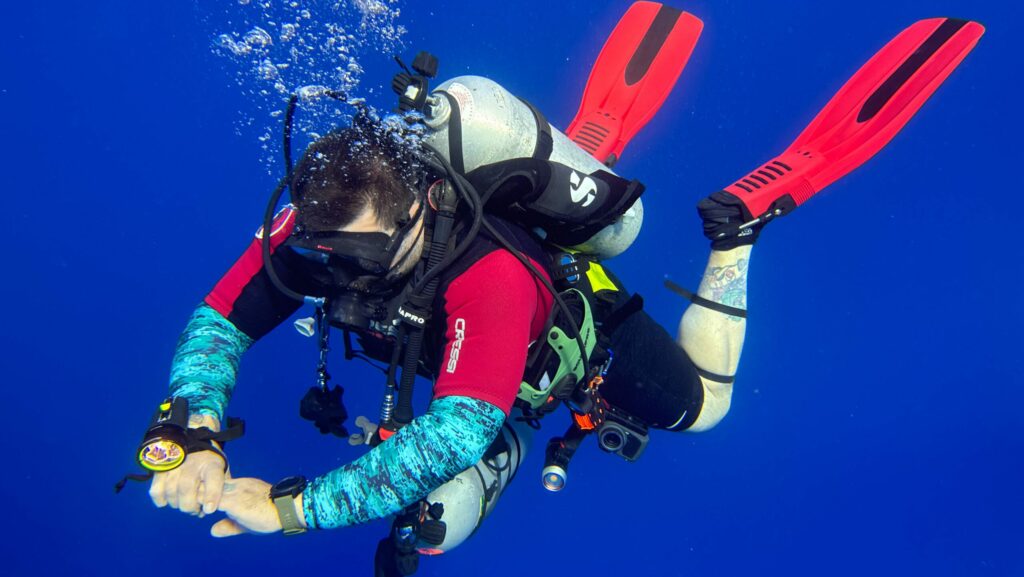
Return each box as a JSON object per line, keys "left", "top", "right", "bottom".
{"left": 301, "top": 396, "right": 505, "bottom": 529}
{"left": 677, "top": 245, "right": 752, "bottom": 431}
{"left": 208, "top": 396, "right": 504, "bottom": 535}
{"left": 150, "top": 302, "right": 254, "bottom": 515}
{"left": 168, "top": 303, "right": 254, "bottom": 423}
{"left": 155, "top": 208, "right": 304, "bottom": 516}
{"left": 154, "top": 297, "right": 284, "bottom": 516}
{"left": 170, "top": 206, "right": 309, "bottom": 419}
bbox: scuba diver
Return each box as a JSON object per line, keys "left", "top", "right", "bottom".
{"left": 120, "top": 3, "right": 983, "bottom": 575}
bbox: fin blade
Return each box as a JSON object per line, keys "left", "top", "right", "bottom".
{"left": 792, "top": 18, "right": 985, "bottom": 191}
{"left": 720, "top": 18, "right": 983, "bottom": 221}
{"left": 568, "top": 2, "right": 702, "bottom": 165}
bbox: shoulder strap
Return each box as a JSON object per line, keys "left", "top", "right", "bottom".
{"left": 518, "top": 97, "right": 553, "bottom": 160}
{"left": 439, "top": 91, "right": 466, "bottom": 174}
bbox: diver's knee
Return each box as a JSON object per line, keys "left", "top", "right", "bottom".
{"left": 685, "top": 378, "right": 734, "bottom": 432}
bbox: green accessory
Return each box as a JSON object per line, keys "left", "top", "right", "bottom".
{"left": 517, "top": 289, "right": 597, "bottom": 410}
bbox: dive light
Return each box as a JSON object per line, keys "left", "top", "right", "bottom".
{"left": 137, "top": 397, "right": 190, "bottom": 472}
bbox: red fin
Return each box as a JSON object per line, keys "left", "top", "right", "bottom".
{"left": 721, "top": 18, "right": 985, "bottom": 221}
{"left": 567, "top": 2, "right": 702, "bottom": 166}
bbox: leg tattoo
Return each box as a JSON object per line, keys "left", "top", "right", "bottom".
{"left": 697, "top": 257, "right": 749, "bottom": 323}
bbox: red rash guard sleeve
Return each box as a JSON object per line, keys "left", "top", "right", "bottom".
{"left": 201, "top": 207, "right": 306, "bottom": 340}
{"left": 433, "top": 250, "right": 553, "bottom": 415}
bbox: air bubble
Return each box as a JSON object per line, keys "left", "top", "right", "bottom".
{"left": 297, "top": 85, "right": 330, "bottom": 100}
{"left": 280, "top": 23, "right": 298, "bottom": 42}
{"left": 243, "top": 27, "right": 273, "bottom": 48}
{"left": 209, "top": 0, "right": 408, "bottom": 170}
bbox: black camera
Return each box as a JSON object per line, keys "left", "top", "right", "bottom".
{"left": 596, "top": 405, "right": 649, "bottom": 462}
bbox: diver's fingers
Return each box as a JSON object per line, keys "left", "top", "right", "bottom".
{"left": 196, "top": 481, "right": 206, "bottom": 517}
{"left": 164, "top": 468, "right": 182, "bottom": 509}
{"left": 211, "top": 518, "right": 248, "bottom": 538}
{"left": 177, "top": 472, "right": 202, "bottom": 515}
{"left": 201, "top": 464, "right": 226, "bottom": 515}
{"left": 149, "top": 472, "right": 168, "bottom": 507}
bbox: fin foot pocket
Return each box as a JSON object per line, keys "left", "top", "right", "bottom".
{"left": 697, "top": 191, "right": 765, "bottom": 251}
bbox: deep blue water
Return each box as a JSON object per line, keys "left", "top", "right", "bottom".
{"left": 3, "top": 1, "right": 1021, "bottom": 576}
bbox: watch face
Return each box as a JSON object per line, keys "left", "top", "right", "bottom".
{"left": 272, "top": 475, "right": 307, "bottom": 498}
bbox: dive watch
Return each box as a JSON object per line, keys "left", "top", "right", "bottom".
{"left": 270, "top": 475, "right": 308, "bottom": 535}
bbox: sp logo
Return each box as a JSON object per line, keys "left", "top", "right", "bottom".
{"left": 569, "top": 171, "right": 597, "bottom": 208}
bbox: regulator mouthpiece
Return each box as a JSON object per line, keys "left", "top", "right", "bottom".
{"left": 294, "top": 317, "right": 316, "bottom": 337}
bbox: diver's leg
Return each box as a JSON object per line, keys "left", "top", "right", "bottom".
{"left": 677, "top": 245, "right": 752, "bottom": 431}
{"left": 597, "top": 250, "right": 748, "bottom": 433}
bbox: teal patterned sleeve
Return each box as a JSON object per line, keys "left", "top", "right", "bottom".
{"left": 168, "top": 303, "right": 254, "bottom": 422}
{"left": 302, "top": 396, "right": 505, "bottom": 529}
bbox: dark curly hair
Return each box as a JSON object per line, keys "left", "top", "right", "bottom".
{"left": 291, "top": 122, "right": 423, "bottom": 232}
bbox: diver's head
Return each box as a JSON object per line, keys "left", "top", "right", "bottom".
{"left": 289, "top": 123, "right": 427, "bottom": 280}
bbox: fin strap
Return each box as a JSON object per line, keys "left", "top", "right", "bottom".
{"left": 664, "top": 279, "right": 747, "bottom": 319}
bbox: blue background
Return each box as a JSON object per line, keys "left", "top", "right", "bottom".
{"left": 2, "top": 1, "right": 1020, "bottom": 575}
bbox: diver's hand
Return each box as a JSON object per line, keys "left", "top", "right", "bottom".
{"left": 148, "top": 415, "right": 227, "bottom": 516}
{"left": 211, "top": 477, "right": 304, "bottom": 537}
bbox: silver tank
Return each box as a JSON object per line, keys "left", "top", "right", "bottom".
{"left": 417, "top": 415, "right": 533, "bottom": 554}
{"left": 422, "top": 75, "right": 643, "bottom": 259}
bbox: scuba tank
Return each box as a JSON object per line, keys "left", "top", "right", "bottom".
{"left": 420, "top": 76, "right": 644, "bottom": 259}
{"left": 414, "top": 414, "right": 533, "bottom": 554}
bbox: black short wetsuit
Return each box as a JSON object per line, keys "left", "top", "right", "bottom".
{"left": 572, "top": 263, "right": 705, "bottom": 432}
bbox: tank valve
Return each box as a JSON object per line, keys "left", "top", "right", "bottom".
{"left": 393, "top": 51, "right": 440, "bottom": 113}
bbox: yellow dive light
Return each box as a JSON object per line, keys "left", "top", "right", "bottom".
{"left": 137, "top": 398, "right": 190, "bottom": 472}
{"left": 115, "top": 397, "right": 243, "bottom": 493}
